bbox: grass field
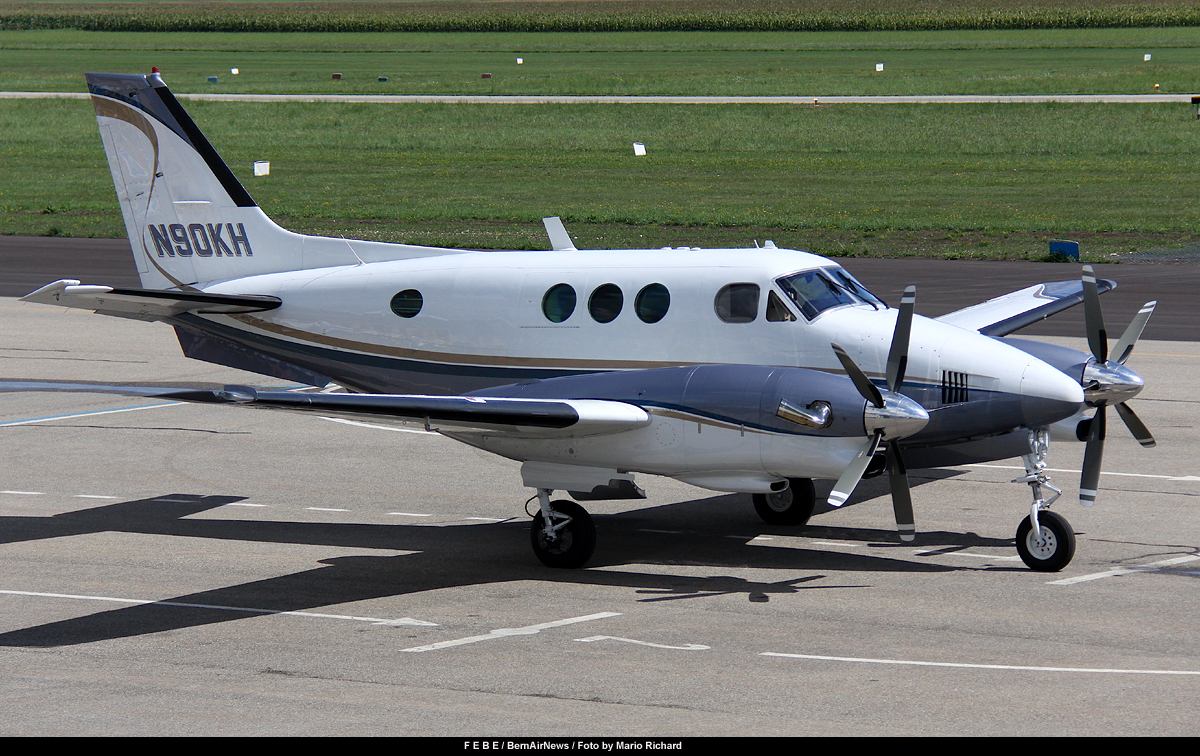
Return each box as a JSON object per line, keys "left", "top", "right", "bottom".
{"left": 4, "top": 27, "right": 1200, "bottom": 96}
{"left": 2, "top": 19, "right": 1199, "bottom": 258}
{"left": 4, "top": 95, "right": 1197, "bottom": 259}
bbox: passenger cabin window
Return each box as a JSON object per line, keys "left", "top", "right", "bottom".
{"left": 775, "top": 269, "right": 870, "bottom": 321}
{"left": 589, "top": 283, "right": 624, "bottom": 323}
{"left": 390, "top": 289, "right": 423, "bottom": 318}
{"left": 542, "top": 283, "right": 577, "bottom": 323}
{"left": 635, "top": 283, "right": 670, "bottom": 323}
{"left": 714, "top": 283, "right": 760, "bottom": 323}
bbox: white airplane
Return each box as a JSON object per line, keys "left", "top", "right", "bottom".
{"left": 10, "top": 72, "right": 1158, "bottom": 572}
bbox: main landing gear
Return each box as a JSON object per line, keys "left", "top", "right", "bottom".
{"left": 529, "top": 489, "right": 596, "bottom": 568}
{"left": 1012, "top": 430, "right": 1076, "bottom": 572}
{"left": 752, "top": 478, "right": 816, "bottom": 526}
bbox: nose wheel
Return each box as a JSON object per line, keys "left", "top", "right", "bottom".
{"left": 1016, "top": 509, "right": 1076, "bottom": 572}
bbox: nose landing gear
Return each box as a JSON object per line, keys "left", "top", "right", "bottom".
{"left": 1013, "top": 430, "right": 1075, "bottom": 571}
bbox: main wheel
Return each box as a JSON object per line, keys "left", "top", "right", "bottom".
{"left": 1016, "top": 510, "right": 1076, "bottom": 572}
{"left": 752, "top": 478, "right": 816, "bottom": 526}
{"left": 530, "top": 499, "right": 596, "bottom": 568}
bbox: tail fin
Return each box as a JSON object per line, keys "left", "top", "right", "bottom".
{"left": 87, "top": 72, "right": 448, "bottom": 290}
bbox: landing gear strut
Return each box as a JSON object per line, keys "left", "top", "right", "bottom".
{"left": 1012, "top": 430, "right": 1075, "bottom": 571}
{"left": 530, "top": 489, "right": 595, "bottom": 568}
{"left": 752, "top": 478, "right": 816, "bottom": 526}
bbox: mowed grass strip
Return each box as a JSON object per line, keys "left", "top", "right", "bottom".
{"left": 5, "top": 98, "right": 1197, "bottom": 258}
{"left": 3, "top": 27, "right": 1200, "bottom": 96}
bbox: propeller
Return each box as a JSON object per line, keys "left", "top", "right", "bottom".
{"left": 828, "top": 286, "right": 926, "bottom": 541}
{"left": 1078, "top": 265, "right": 1156, "bottom": 506}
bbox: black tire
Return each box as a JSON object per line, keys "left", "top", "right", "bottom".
{"left": 1016, "top": 510, "right": 1076, "bottom": 572}
{"left": 530, "top": 499, "right": 596, "bottom": 568}
{"left": 752, "top": 478, "right": 816, "bottom": 526}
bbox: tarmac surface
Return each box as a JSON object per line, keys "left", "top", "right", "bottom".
{"left": 1, "top": 238, "right": 1198, "bottom": 735}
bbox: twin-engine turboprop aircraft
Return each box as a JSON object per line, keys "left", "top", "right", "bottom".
{"left": 11, "top": 72, "right": 1158, "bottom": 571}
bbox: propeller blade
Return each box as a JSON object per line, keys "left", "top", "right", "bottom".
{"left": 1079, "top": 406, "right": 1107, "bottom": 506}
{"left": 1081, "top": 265, "right": 1109, "bottom": 363}
{"left": 832, "top": 343, "right": 884, "bottom": 408}
{"left": 885, "top": 441, "right": 916, "bottom": 542}
{"left": 828, "top": 431, "right": 882, "bottom": 508}
{"left": 1113, "top": 401, "right": 1156, "bottom": 448}
{"left": 1110, "top": 301, "right": 1157, "bottom": 366}
{"left": 886, "top": 285, "right": 916, "bottom": 392}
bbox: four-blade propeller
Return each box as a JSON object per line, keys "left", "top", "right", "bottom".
{"left": 1078, "top": 265, "right": 1156, "bottom": 505}
{"left": 828, "top": 286, "right": 926, "bottom": 541}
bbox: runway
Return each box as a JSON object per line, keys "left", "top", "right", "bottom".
{"left": 1, "top": 239, "right": 1198, "bottom": 735}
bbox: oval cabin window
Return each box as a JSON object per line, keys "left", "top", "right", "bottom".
{"left": 589, "top": 284, "right": 624, "bottom": 323}
{"left": 635, "top": 283, "right": 670, "bottom": 323}
{"left": 390, "top": 289, "right": 423, "bottom": 318}
{"left": 542, "top": 283, "right": 577, "bottom": 323}
{"left": 714, "top": 283, "right": 760, "bottom": 323}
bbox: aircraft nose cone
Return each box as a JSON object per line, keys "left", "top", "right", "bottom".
{"left": 1020, "top": 356, "right": 1085, "bottom": 428}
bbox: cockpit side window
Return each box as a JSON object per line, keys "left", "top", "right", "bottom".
{"left": 775, "top": 269, "right": 859, "bottom": 321}
{"left": 766, "top": 290, "right": 797, "bottom": 322}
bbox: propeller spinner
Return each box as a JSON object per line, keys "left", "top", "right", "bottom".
{"left": 828, "top": 286, "right": 928, "bottom": 541}
{"left": 1078, "top": 265, "right": 1156, "bottom": 506}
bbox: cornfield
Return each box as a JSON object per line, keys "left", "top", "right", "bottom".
{"left": 3, "top": 1, "right": 1200, "bottom": 33}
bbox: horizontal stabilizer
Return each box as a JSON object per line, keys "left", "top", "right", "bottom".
{"left": 935, "top": 278, "right": 1115, "bottom": 337}
{"left": 21, "top": 279, "right": 281, "bottom": 321}
{"left": 0, "top": 380, "right": 650, "bottom": 438}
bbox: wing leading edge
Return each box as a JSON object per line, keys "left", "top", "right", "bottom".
{"left": 0, "top": 380, "right": 650, "bottom": 438}
{"left": 935, "top": 278, "right": 1115, "bottom": 337}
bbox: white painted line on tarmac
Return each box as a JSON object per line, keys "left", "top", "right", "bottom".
{"left": 226, "top": 502, "right": 268, "bottom": 507}
{"left": 387, "top": 512, "right": 432, "bottom": 517}
{"left": 1048, "top": 555, "right": 1200, "bottom": 585}
{"left": 0, "top": 401, "right": 182, "bottom": 427}
{"left": 1, "top": 490, "right": 43, "bottom": 495}
{"left": 967, "top": 463, "right": 1200, "bottom": 482}
{"left": 0, "top": 589, "right": 438, "bottom": 627}
{"left": 307, "top": 507, "right": 350, "bottom": 512}
{"left": 762, "top": 651, "right": 1200, "bottom": 676}
{"left": 400, "top": 612, "right": 621, "bottom": 653}
{"left": 575, "top": 635, "right": 709, "bottom": 651}
{"left": 74, "top": 494, "right": 118, "bottom": 499}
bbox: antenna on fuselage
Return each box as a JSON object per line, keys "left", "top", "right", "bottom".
{"left": 543, "top": 217, "right": 577, "bottom": 251}
{"left": 339, "top": 235, "right": 366, "bottom": 266}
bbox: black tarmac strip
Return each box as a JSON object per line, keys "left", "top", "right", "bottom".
{"left": 1, "top": 234, "right": 1193, "bottom": 341}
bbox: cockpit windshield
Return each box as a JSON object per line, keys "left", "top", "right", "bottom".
{"left": 775, "top": 267, "right": 886, "bottom": 320}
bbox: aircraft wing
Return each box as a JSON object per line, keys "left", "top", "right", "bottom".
{"left": 21, "top": 279, "right": 281, "bottom": 321}
{"left": 934, "top": 278, "right": 1114, "bottom": 337}
{"left": 0, "top": 381, "right": 650, "bottom": 438}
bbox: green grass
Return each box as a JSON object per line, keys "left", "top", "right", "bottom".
{"left": 4, "top": 97, "right": 1197, "bottom": 259}
{"left": 3, "top": 27, "right": 1200, "bottom": 96}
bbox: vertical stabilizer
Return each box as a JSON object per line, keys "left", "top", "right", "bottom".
{"left": 88, "top": 72, "right": 414, "bottom": 289}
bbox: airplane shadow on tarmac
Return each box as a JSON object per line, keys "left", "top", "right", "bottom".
{"left": 0, "top": 469, "right": 1015, "bottom": 648}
